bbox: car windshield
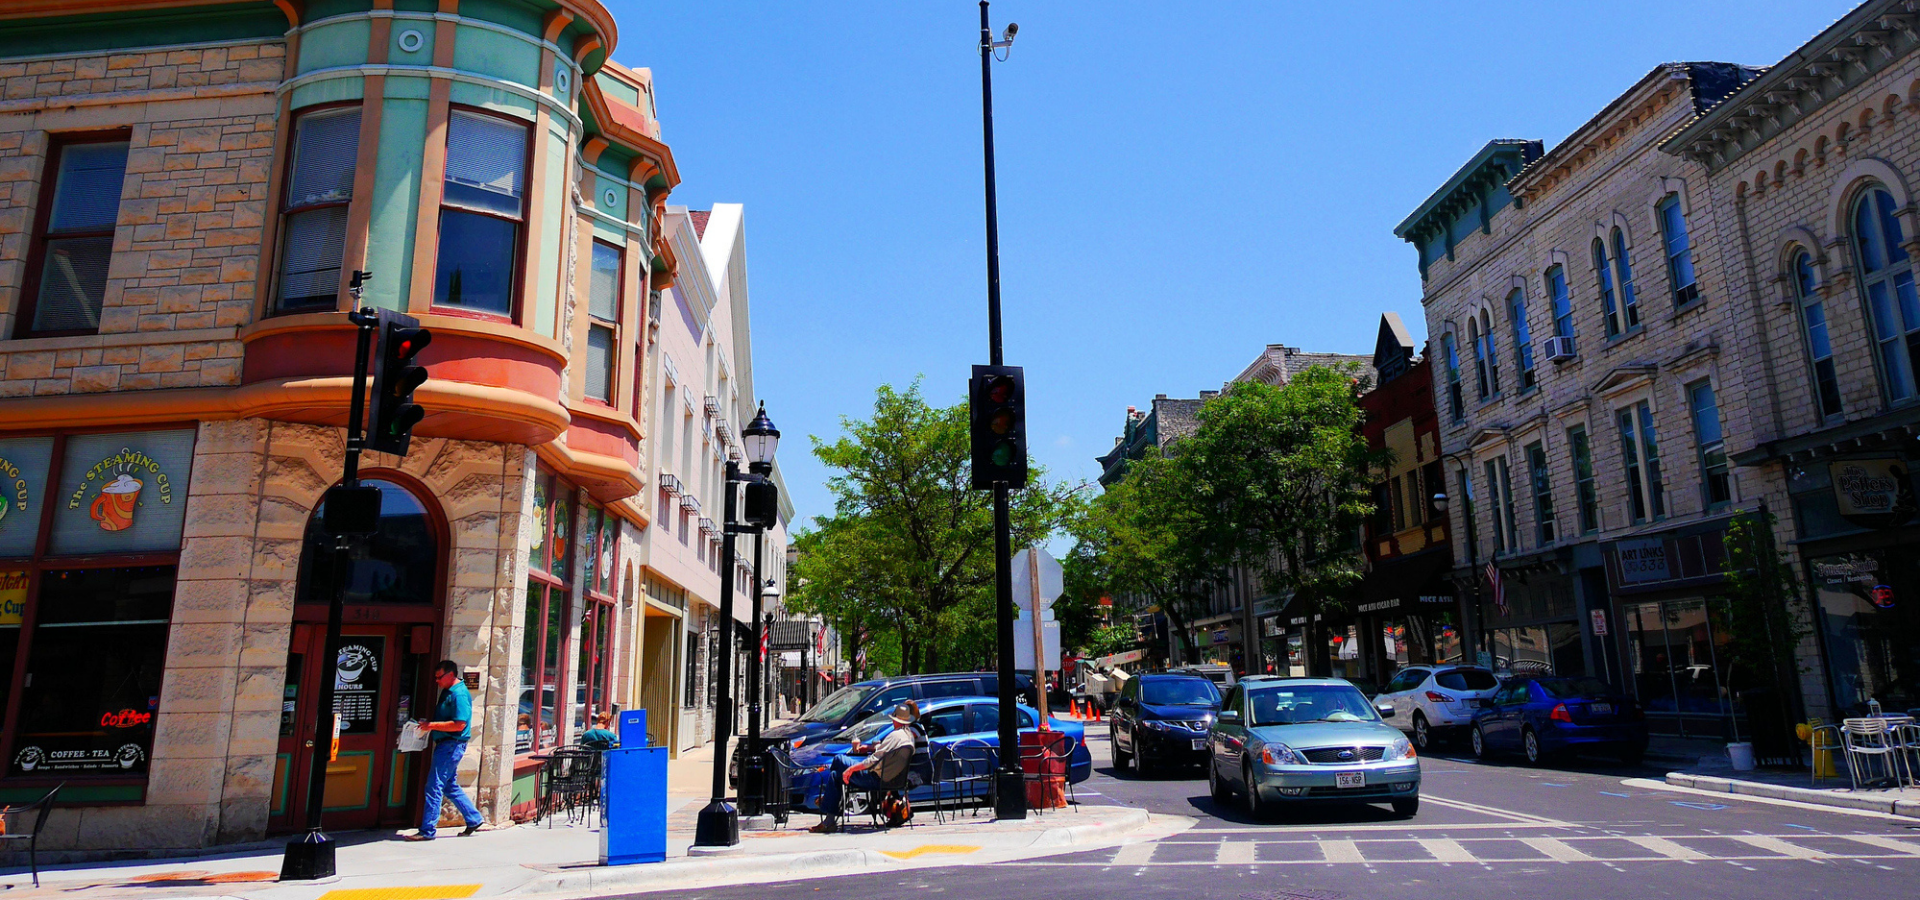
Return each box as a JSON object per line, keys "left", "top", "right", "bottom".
{"left": 1436, "top": 669, "right": 1499, "bottom": 691}
{"left": 802, "top": 684, "right": 872, "bottom": 724}
{"left": 1142, "top": 678, "right": 1220, "bottom": 706}
{"left": 835, "top": 712, "right": 901, "bottom": 744}
{"left": 1247, "top": 684, "right": 1381, "bottom": 726}
{"left": 1535, "top": 676, "right": 1614, "bottom": 700}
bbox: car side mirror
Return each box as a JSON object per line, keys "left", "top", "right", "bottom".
{"left": 1218, "top": 710, "right": 1240, "bottom": 724}
{"left": 1375, "top": 704, "right": 1396, "bottom": 719}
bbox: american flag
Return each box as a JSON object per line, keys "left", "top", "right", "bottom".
{"left": 1485, "top": 559, "right": 1506, "bottom": 613}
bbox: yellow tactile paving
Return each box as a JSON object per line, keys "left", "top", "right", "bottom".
{"left": 315, "top": 885, "right": 482, "bottom": 900}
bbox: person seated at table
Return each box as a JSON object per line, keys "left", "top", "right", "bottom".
{"left": 810, "top": 701, "right": 920, "bottom": 833}
{"left": 578, "top": 713, "right": 618, "bottom": 750}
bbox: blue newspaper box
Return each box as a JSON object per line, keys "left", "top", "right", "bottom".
{"left": 600, "top": 711, "right": 666, "bottom": 865}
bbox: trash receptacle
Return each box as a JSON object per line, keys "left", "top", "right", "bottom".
{"left": 1018, "top": 730, "right": 1068, "bottom": 809}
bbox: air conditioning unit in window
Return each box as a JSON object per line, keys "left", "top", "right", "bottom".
{"left": 1542, "top": 335, "right": 1578, "bottom": 362}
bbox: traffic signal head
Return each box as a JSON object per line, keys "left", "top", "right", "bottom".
{"left": 970, "top": 364, "right": 1027, "bottom": 490}
{"left": 366, "top": 310, "right": 432, "bottom": 456}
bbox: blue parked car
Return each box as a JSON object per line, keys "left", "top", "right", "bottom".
{"left": 788, "top": 697, "right": 1092, "bottom": 813}
{"left": 1469, "top": 676, "right": 1648, "bottom": 765}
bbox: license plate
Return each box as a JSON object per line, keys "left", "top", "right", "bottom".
{"left": 1589, "top": 702, "right": 1612, "bottom": 716}
{"left": 1471, "top": 699, "right": 1488, "bottom": 708}
{"left": 1335, "top": 771, "right": 1366, "bottom": 789}
{"left": 1191, "top": 738, "right": 1206, "bottom": 750}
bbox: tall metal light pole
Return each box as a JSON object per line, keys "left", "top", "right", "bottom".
{"left": 978, "top": 0, "right": 1025, "bottom": 821}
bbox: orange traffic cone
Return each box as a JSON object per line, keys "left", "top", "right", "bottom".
{"left": 1092, "top": 702, "right": 1102, "bottom": 722}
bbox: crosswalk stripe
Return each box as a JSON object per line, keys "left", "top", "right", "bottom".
{"left": 1732, "top": 835, "right": 1829, "bottom": 859}
{"left": 1522, "top": 837, "right": 1596, "bottom": 862}
{"left": 1215, "top": 841, "right": 1255, "bottom": 865}
{"left": 1421, "top": 793, "right": 1572, "bottom": 827}
{"left": 1319, "top": 839, "right": 1365, "bottom": 864}
{"left": 1110, "top": 843, "right": 1157, "bottom": 867}
{"left": 1417, "top": 838, "right": 1477, "bottom": 863}
{"left": 1625, "top": 836, "right": 1710, "bottom": 860}
{"left": 1843, "top": 835, "right": 1920, "bottom": 855}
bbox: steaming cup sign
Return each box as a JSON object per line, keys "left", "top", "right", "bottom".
{"left": 333, "top": 639, "right": 384, "bottom": 736}
{"left": 90, "top": 473, "right": 143, "bottom": 531}
{"left": 52, "top": 431, "right": 194, "bottom": 554}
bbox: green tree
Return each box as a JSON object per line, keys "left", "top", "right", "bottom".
{"left": 1083, "top": 623, "right": 1138, "bottom": 658}
{"left": 1718, "top": 508, "right": 1813, "bottom": 739}
{"left": 785, "top": 382, "right": 1082, "bottom": 674}
{"left": 1067, "top": 449, "right": 1222, "bottom": 662}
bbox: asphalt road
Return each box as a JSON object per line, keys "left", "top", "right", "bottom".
{"left": 656, "top": 730, "right": 1920, "bottom": 900}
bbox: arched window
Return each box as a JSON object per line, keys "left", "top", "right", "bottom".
{"left": 1792, "top": 250, "right": 1842, "bottom": 419}
{"left": 1658, "top": 194, "right": 1700, "bottom": 307}
{"left": 1469, "top": 310, "right": 1499, "bottom": 400}
{"left": 1440, "top": 333, "right": 1464, "bottom": 421}
{"left": 1546, "top": 265, "right": 1574, "bottom": 339}
{"left": 1508, "top": 289, "right": 1535, "bottom": 391}
{"left": 1481, "top": 309, "right": 1500, "bottom": 397}
{"left": 1853, "top": 186, "right": 1920, "bottom": 401}
{"left": 1593, "top": 238, "right": 1619, "bottom": 336}
{"left": 297, "top": 478, "right": 439, "bottom": 605}
{"left": 1468, "top": 317, "right": 1487, "bottom": 400}
{"left": 1612, "top": 227, "right": 1640, "bottom": 330}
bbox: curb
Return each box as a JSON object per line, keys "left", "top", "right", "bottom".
{"left": 510, "top": 807, "right": 1155, "bottom": 897}
{"left": 1664, "top": 772, "right": 1920, "bottom": 817}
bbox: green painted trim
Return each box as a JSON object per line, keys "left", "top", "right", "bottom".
{"left": 368, "top": 94, "right": 428, "bottom": 312}
{"left": 448, "top": 80, "right": 537, "bottom": 121}
{"left": 531, "top": 127, "right": 567, "bottom": 339}
{"left": 590, "top": 217, "right": 627, "bottom": 246}
{"left": 296, "top": 19, "right": 371, "bottom": 76}
{"left": 322, "top": 750, "right": 375, "bottom": 812}
{"left": 291, "top": 76, "right": 365, "bottom": 110}
{"left": 510, "top": 769, "right": 538, "bottom": 807}
{"left": 387, "top": 750, "right": 411, "bottom": 807}
{"left": 306, "top": 0, "right": 373, "bottom": 20}
{"left": 272, "top": 752, "right": 291, "bottom": 816}
{"left": 452, "top": 23, "right": 538, "bottom": 89}
{"left": 595, "top": 72, "right": 641, "bottom": 107}
{"left": 0, "top": 4, "right": 286, "bottom": 59}
{"left": 458, "top": 0, "right": 543, "bottom": 36}
{"left": 0, "top": 783, "right": 142, "bottom": 804}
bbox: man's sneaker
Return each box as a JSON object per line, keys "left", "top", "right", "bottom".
{"left": 807, "top": 820, "right": 839, "bottom": 834}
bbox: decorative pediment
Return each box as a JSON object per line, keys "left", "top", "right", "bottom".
{"left": 1591, "top": 364, "right": 1657, "bottom": 399}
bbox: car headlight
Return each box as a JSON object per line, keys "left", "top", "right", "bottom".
{"left": 1259, "top": 743, "right": 1301, "bottom": 767}
{"left": 1385, "top": 737, "right": 1416, "bottom": 761}
{"left": 1142, "top": 719, "right": 1174, "bottom": 732}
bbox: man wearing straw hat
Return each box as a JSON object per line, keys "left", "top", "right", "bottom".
{"left": 810, "top": 700, "right": 920, "bottom": 833}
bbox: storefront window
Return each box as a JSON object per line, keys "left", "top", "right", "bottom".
{"left": 518, "top": 470, "right": 577, "bottom": 753}
{"left": 1624, "top": 598, "right": 1736, "bottom": 737}
{"left": 574, "top": 503, "right": 618, "bottom": 732}
{"left": 1811, "top": 549, "right": 1918, "bottom": 716}
{"left": 1486, "top": 623, "right": 1580, "bottom": 679}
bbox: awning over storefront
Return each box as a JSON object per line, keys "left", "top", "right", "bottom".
{"left": 1356, "top": 549, "right": 1456, "bottom": 614}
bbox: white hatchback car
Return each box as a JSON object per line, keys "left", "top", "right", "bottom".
{"left": 1373, "top": 665, "right": 1501, "bottom": 750}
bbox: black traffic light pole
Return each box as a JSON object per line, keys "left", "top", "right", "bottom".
{"left": 978, "top": 0, "right": 1026, "bottom": 821}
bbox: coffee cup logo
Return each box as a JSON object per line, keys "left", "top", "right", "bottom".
{"left": 89, "top": 473, "right": 142, "bottom": 532}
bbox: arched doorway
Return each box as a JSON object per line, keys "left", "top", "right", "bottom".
{"left": 271, "top": 476, "right": 446, "bottom": 833}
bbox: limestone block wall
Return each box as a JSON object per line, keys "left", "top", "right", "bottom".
{"left": 0, "top": 42, "right": 283, "bottom": 396}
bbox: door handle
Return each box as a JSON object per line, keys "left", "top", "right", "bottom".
{"left": 304, "top": 740, "right": 314, "bottom": 748}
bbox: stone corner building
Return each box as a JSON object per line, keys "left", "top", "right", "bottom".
{"left": 0, "top": 0, "right": 769, "bottom": 853}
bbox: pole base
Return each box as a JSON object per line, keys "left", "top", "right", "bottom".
{"left": 693, "top": 799, "right": 739, "bottom": 847}
{"left": 280, "top": 832, "right": 336, "bottom": 881}
{"left": 738, "top": 743, "right": 766, "bottom": 817}
{"left": 994, "top": 771, "right": 1027, "bottom": 820}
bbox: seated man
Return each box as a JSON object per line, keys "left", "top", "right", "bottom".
{"left": 810, "top": 701, "right": 920, "bottom": 833}
{"left": 578, "top": 713, "right": 619, "bottom": 750}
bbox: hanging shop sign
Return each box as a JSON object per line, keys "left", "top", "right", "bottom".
{"left": 1830, "top": 458, "right": 1917, "bottom": 528}
{"left": 1814, "top": 554, "right": 1878, "bottom": 585}
{"left": 49, "top": 430, "right": 195, "bottom": 555}
{"left": 0, "top": 438, "right": 52, "bottom": 558}
{"left": 1356, "top": 598, "right": 1401, "bottom": 614}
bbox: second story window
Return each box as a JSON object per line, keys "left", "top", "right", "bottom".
{"left": 277, "top": 107, "right": 361, "bottom": 313}
{"left": 1525, "top": 441, "right": 1555, "bottom": 547}
{"left": 1853, "top": 186, "right": 1919, "bottom": 402}
{"left": 434, "top": 110, "right": 529, "bottom": 317}
{"left": 1456, "top": 465, "right": 1478, "bottom": 562}
{"left": 1612, "top": 228, "right": 1640, "bottom": 329}
{"left": 1546, "top": 265, "right": 1574, "bottom": 339}
{"left": 1658, "top": 194, "right": 1699, "bottom": 307}
{"left": 585, "top": 241, "right": 621, "bottom": 404}
{"left": 1568, "top": 425, "right": 1599, "bottom": 535}
{"left": 1688, "top": 379, "right": 1730, "bottom": 510}
{"left": 1484, "top": 455, "right": 1517, "bottom": 554}
{"left": 1792, "top": 251, "right": 1842, "bottom": 419}
{"left": 1508, "top": 289, "right": 1535, "bottom": 391}
{"left": 1441, "top": 333, "right": 1465, "bottom": 421}
{"left": 1470, "top": 311, "right": 1499, "bottom": 400}
{"left": 21, "top": 139, "right": 128, "bottom": 337}
{"left": 1617, "top": 400, "right": 1665, "bottom": 524}
{"left": 1593, "top": 238, "right": 1618, "bottom": 336}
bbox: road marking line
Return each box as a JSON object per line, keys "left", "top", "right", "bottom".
{"left": 1319, "top": 839, "right": 1365, "bottom": 864}
{"left": 1417, "top": 838, "right": 1477, "bottom": 862}
{"left": 1731, "top": 835, "right": 1829, "bottom": 859}
{"left": 1522, "top": 837, "right": 1596, "bottom": 862}
{"left": 878, "top": 844, "right": 980, "bottom": 860}
{"left": 318, "top": 888, "right": 481, "bottom": 900}
{"left": 1625, "top": 836, "right": 1710, "bottom": 860}
{"left": 1215, "top": 841, "right": 1255, "bottom": 865}
{"left": 1110, "top": 842, "right": 1157, "bottom": 867}
{"left": 1843, "top": 835, "right": 1920, "bottom": 855}
{"left": 1421, "top": 793, "right": 1574, "bottom": 827}
{"left": 1185, "top": 821, "right": 1566, "bottom": 834}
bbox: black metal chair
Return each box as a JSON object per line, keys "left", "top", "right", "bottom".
{"left": 539, "top": 748, "right": 601, "bottom": 827}
{"left": 840, "top": 742, "right": 916, "bottom": 829}
{"left": 1020, "top": 733, "right": 1077, "bottom": 814}
{"left": 0, "top": 783, "right": 62, "bottom": 887}
{"left": 934, "top": 738, "right": 998, "bottom": 820}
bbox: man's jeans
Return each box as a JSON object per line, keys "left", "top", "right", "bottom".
{"left": 818, "top": 753, "right": 885, "bottom": 823}
{"left": 421, "top": 739, "right": 483, "bottom": 837}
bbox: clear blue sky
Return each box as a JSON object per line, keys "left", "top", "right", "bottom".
{"left": 608, "top": 0, "right": 1856, "bottom": 533}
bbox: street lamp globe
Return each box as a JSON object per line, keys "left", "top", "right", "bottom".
{"left": 1431, "top": 492, "right": 1449, "bottom": 514}
{"left": 761, "top": 578, "right": 780, "bottom": 603}
{"left": 743, "top": 403, "right": 780, "bottom": 467}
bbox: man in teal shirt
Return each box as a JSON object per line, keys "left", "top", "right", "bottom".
{"left": 406, "top": 660, "right": 485, "bottom": 840}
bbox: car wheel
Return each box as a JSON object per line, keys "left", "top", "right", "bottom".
{"left": 1412, "top": 712, "right": 1432, "bottom": 751}
{"left": 1130, "top": 743, "right": 1149, "bottom": 778}
{"left": 1241, "top": 762, "right": 1269, "bottom": 819}
{"left": 1391, "top": 795, "right": 1419, "bottom": 818}
{"left": 1522, "top": 728, "right": 1544, "bottom": 765}
{"left": 1470, "top": 723, "right": 1490, "bottom": 760}
{"left": 1208, "top": 755, "right": 1233, "bottom": 803}
{"left": 1111, "top": 728, "right": 1131, "bottom": 771}
{"left": 843, "top": 791, "right": 871, "bottom": 817}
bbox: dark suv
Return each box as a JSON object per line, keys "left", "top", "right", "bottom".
{"left": 733, "top": 672, "right": 1034, "bottom": 781}
{"left": 1109, "top": 673, "right": 1222, "bottom": 775}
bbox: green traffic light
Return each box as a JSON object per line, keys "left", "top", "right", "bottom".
{"left": 991, "top": 440, "right": 1019, "bottom": 466}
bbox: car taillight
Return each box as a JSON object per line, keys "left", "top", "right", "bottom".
{"left": 792, "top": 738, "right": 806, "bottom": 749}
{"left": 1549, "top": 703, "right": 1573, "bottom": 723}
{"left": 1425, "top": 691, "right": 1453, "bottom": 703}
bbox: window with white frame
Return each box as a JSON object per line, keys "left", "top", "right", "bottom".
{"left": 276, "top": 107, "right": 361, "bottom": 313}
{"left": 1616, "top": 400, "right": 1665, "bottom": 523}
{"left": 1852, "top": 186, "right": 1920, "bottom": 402}
{"left": 434, "top": 109, "right": 529, "bottom": 316}
{"left": 1441, "top": 333, "right": 1465, "bottom": 421}
{"left": 1568, "top": 425, "right": 1599, "bottom": 535}
{"left": 1791, "top": 250, "right": 1841, "bottom": 419}
{"left": 1658, "top": 194, "right": 1699, "bottom": 307}
{"left": 1484, "top": 455, "right": 1517, "bottom": 554}
{"left": 585, "top": 241, "right": 621, "bottom": 404}
{"left": 1546, "top": 265, "right": 1574, "bottom": 340}
{"left": 1525, "top": 440, "right": 1555, "bottom": 547}
{"left": 1508, "top": 289, "right": 1535, "bottom": 391}
{"left": 1687, "top": 379, "right": 1730, "bottom": 510}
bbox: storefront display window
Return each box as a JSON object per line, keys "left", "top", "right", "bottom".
{"left": 1622, "top": 598, "right": 1737, "bottom": 737}
{"left": 1486, "top": 623, "right": 1580, "bottom": 679}
{"left": 518, "top": 470, "right": 576, "bottom": 754}
{"left": 1811, "top": 549, "right": 1918, "bottom": 716}
{"left": 574, "top": 504, "right": 618, "bottom": 733}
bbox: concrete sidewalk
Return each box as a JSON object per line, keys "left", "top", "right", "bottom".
{"left": 1666, "top": 766, "right": 1920, "bottom": 818}
{"left": 0, "top": 735, "right": 1178, "bottom": 900}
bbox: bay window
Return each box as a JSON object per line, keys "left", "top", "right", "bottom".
{"left": 20, "top": 139, "right": 128, "bottom": 337}
{"left": 276, "top": 107, "right": 361, "bottom": 313}
{"left": 434, "top": 110, "right": 529, "bottom": 317}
